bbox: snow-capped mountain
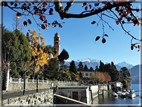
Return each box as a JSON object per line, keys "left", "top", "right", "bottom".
{"left": 65, "top": 58, "right": 100, "bottom": 70}
{"left": 64, "top": 58, "right": 134, "bottom": 71}
{"left": 117, "top": 61, "right": 134, "bottom": 69}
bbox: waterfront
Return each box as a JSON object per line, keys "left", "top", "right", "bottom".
{"left": 92, "top": 84, "right": 141, "bottom": 106}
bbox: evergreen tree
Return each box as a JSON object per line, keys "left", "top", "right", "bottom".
{"left": 79, "top": 72, "right": 83, "bottom": 80}
{"left": 78, "top": 61, "right": 83, "bottom": 71}
{"left": 95, "top": 66, "right": 99, "bottom": 71}
{"left": 99, "top": 60, "right": 104, "bottom": 72}
{"left": 120, "top": 67, "right": 132, "bottom": 86}
{"left": 2, "top": 28, "right": 31, "bottom": 78}
{"left": 69, "top": 61, "right": 77, "bottom": 74}
{"left": 43, "top": 58, "right": 59, "bottom": 80}
{"left": 104, "top": 63, "right": 111, "bottom": 72}
{"left": 84, "top": 64, "right": 88, "bottom": 71}
{"left": 58, "top": 49, "right": 69, "bottom": 63}
{"left": 44, "top": 45, "right": 57, "bottom": 56}
{"left": 90, "top": 67, "right": 94, "bottom": 71}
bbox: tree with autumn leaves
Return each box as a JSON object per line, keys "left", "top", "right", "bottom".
{"left": 2, "top": 0, "right": 142, "bottom": 51}
{"left": 26, "top": 29, "right": 48, "bottom": 78}
{"left": 90, "top": 71, "right": 111, "bottom": 83}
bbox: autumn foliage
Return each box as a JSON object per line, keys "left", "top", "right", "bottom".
{"left": 76, "top": 75, "right": 82, "bottom": 81}
{"left": 90, "top": 71, "right": 111, "bottom": 82}
{"left": 27, "top": 29, "right": 48, "bottom": 74}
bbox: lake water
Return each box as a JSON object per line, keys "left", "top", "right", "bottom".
{"left": 92, "top": 84, "right": 141, "bottom": 107}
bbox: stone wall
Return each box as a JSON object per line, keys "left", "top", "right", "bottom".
{"left": 8, "top": 82, "right": 51, "bottom": 91}
{"left": 3, "top": 89, "right": 53, "bottom": 106}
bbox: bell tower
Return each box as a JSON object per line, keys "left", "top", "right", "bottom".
{"left": 54, "top": 32, "right": 60, "bottom": 57}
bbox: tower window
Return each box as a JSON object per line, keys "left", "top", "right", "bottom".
{"left": 55, "top": 40, "right": 58, "bottom": 46}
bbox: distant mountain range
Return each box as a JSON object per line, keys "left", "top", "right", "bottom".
{"left": 64, "top": 58, "right": 139, "bottom": 84}
{"left": 130, "top": 65, "right": 140, "bottom": 84}
{"left": 64, "top": 58, "right": 134, "bottom": 70}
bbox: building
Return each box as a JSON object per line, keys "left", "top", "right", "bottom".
{"left": 77, "top": 71, "right": 94, "bottom": 78}
{"left": 54, "top": 32, "right": 60, "bottom": 57}
{"left": 55, "top": 86, "right": 92, "bottom": 104}
{"left": 47, "top": 32, "right": 60, "bottom": 60}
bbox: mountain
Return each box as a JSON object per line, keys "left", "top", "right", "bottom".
{"left": 117, "top": 61, "right": 134, "bottom": 69}
{"left": 65, "top": 58, "right": 100, "bottom": 70}
{"left": 130, "top": 65, "right": 140, "bottom": 84}
{"left": 64, "top": 58, "right": 134, "bottom": 70}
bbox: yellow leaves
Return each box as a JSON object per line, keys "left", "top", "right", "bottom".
{"left": 39, "top": 48, "right": 43, "bottom": 53}
{"left": 30, "top": 60, "right": 34, "bottom": 65}
{"left": 28, "top": 29, "right": 32, "bottom": 33}
{"left": 40, "top": 36, "right": 45, "bottom": 42}
{"left": 41, "top": 44, "right": 46, "bottom": 49}
{"left": 28, "top": 29, "right": 49, "bottom": 73}
{"left": 35, "top": 65, "right": 40, "bottom": 73}
{"left": 32, "top": 29, "right": 38, "bottom": 36}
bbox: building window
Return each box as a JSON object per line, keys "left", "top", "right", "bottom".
{"left": 90, "top": 73, "right": 92, "bottom": 76}
{"left": 85, "top": 73, "right": 88, "bottom": 76}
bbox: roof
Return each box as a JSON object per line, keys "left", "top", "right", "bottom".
{"left": 78, "top": 71, "right": 94, "bottom": 72}
{"left": 57, "top": 86, "right": 89, "bottom": 89}
{"left": 55, "top": 32, "right": 60, "bottom": 37}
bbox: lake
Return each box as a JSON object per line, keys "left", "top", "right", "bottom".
{"left": 92, "top": 84, "right": 141, "bottom": 107}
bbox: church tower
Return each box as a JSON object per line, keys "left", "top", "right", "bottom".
{"left": 54, "top": 32, "right": 60, "bottom": 57}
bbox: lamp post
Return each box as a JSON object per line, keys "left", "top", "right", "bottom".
{"left": 36, "top": 72, "right": 39, "bottom": 92}
{"left": 23, "top": 71, "right": 26, "bottom": 95}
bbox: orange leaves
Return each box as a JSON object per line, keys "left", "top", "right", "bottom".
{"left": 89, "top": 5, "right": 92, "bottom": 9}
{"left": 91, "top": 21, "right": 96, "bottom": 24}
{"left": 102, "top": 38, "right": 106, "bottom": 44}
{"left": 27, "top": 19, "right": 32, "bottom": 24}
{"left": 23, "top": 21, "right": 27, "bottom": 27}
{"left": 23, "top": 19, "right": 32, "bottom": 27}
{"left": 90, "top": 71, "right": 111, "bottom": 82}
{"left": 49, "top": 8, "right": 53, "bottom": 15}
{"left": 82, "top": 2, "right": 87, "bottom": 7}
{"left": 43, "top": 2, "right": 47, "bottom": 7}
{"left": 85, "top": 6, "right": 88, "bottom": 10}
{"left": 82, "top": 2, "right": 93, "bottom": 10}
{"left": 131, "top": 43, "right": 141, "bottom": 51}
{"left": 103, "top": 72, "right": 111, "bottom": 82}
{"left": 95, "top": 36, "right": 100, "bottom": 42}
{"left": 116, "top": 21, "right": 119, "bottom": 25}
{"left": 76, "top": 75, "right": 80, "bottom": 81}
{"left": 95, "top": 34, "right": 108, "bottom": 44}
{"left": 16, "top": 12, "right": 21, "bottom": 19}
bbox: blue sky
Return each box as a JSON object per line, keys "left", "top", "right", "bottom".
{"left": 2, "top": 2, "right": 140, "bottom": 66}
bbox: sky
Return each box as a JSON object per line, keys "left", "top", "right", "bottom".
{"left": 1, "top": 1, "right": 141, "bottom": 66}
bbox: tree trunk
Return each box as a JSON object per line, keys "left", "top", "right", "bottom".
{"left": 6, "top": 63, "right": 10, "bottom": 91}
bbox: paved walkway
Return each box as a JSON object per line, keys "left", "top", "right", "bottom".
{"left": 2, "top": 88, "right": 51, "bottom": 100}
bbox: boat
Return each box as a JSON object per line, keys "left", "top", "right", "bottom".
{"left": 112, "top": 92, "right": 118, "bottom": 97}
{"left": 127, "top": 66, "right": 136, "bottom": 98}
{"left": 117, "top": 91, "right": 122, "bottom": 96}
{"left": 120, "top": 90, "right": 127, "bottom": 98}
{"left": 127, "top": 89, "right": 136, "bottom": 98}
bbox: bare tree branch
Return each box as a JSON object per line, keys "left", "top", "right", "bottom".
{"left": 110, "top": 9, "right": 141, "bottom": 42}
{"left": 54, "top": 1, "right": 134, "bottom": 19}
{"left": 64, "top": 0, "right": 75, "bottom": 13}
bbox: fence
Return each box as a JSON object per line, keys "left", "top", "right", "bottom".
{"left": 6, "top": 77, "right": 79, "bottom": 91}
{"left": 9, "top": 77, "right": 79, "bottom": 84}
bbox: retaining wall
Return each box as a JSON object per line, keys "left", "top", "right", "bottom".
{"left": 3, "top": 89, "right": 53, "bottom": 106}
